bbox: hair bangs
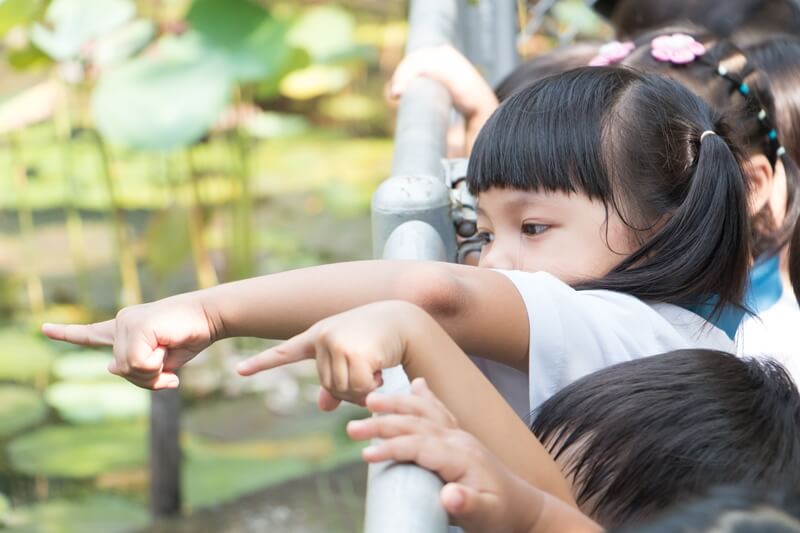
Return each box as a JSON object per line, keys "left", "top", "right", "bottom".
{"left": 466, "top": 67, "right": 633, "bottom": 201}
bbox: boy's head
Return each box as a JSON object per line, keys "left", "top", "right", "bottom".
{"left": 615, "top": 485, "right": 800, "bottom": 533}
{"left": 531, "top": 350, "right": 800, "bottom": 528}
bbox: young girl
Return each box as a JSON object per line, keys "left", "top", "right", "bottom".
{"left": 43, "top": 68, "right": 750, "bottom": 415}
{"left": 616, "top": 30, "right": 800, "bottom": 378}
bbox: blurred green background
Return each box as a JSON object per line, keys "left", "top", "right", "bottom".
{"left": 0, "top": 0, "right": 404, "bottom": 531}
{"left": 0, "top": 0, "right": 608, "bottom": 531}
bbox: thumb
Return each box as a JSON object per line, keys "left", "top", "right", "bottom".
{"left": 441, "top": 483, "right": 501, "bottom": 532}
{"left": 317, "top": 387, "right": 342, "bottom": 412}
{"left": 236, "top": 331, "right": 315, "bottom": 376}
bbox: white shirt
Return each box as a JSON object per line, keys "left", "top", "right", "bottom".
{"left": 491, "top": 270, "right": 735, "bottom": 412}
{"left": 736, "top": 287, "right": 800, "bottom": 383}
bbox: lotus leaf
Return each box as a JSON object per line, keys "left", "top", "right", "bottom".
{"left": 8, "top": 423, "right": 146, "bottom": 477}
{"left": 45, "top": 381, "right": 148, "bottom": 423}
{"left": 287, "top": 5, "right": 356, "bottom": 63}
{"left": 6, "top": 495, "right": 148, "bottom": 532}
{"left": 0, "top": 329, "right": 56, "bottom": 382}
{"left": 91, "top": 33, "right": 232, "bottom": 151}
{"left": 51, "top": 351, "right": 113, "bottom": 381}
{"left": 90, "top": 19, "right": 155, "bottom": 69}
{"left": 0, "top": 385, "right": 46, "bottom": 439}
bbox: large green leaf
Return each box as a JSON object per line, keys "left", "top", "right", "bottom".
{"left": 0, "top": 329, "right": 56, "bottom": 382}
{"left": 287, "top": 5, "right": 356, "bottom": 63}
{"left": 30, "top": 0, "right": 135, "bottom": 61}
{"left": 91, "top": 33, "right": 232, "bottom": 151}
{"left": 186, "top": 0, "right": 303, "bottom": 82}
{"left": 0, "top": 385, "right": 47, "bottom": 439}
{"left": 6, "top": 495, "right": 148, "bottom": 532}
{"left": 45, "top": 381, "right": 148, "bottom": 423}
{"left": 8, "top": 423, "right": 146, "bottom": 477}
{"left": 0, "top": 0, "right": 47, "bottom": 38}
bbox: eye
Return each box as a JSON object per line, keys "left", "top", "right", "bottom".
{"left": 521, "top": 223, "right": 549, "bottom": 236}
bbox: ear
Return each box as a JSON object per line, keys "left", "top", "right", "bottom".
{"left": 746, "top": 153, "right": 775, "bottom": 215}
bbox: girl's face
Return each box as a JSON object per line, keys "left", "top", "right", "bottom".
{"left": 476, "top": 187, "right": 637, "bottom": 283}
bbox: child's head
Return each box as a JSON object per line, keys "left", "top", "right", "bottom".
{"left": 623, "top": 29, "right": 800, "bottom": 259}
{"left": 609, "top": 0, "right": 800, "bottom": 39}
{"left": 615, "top": 486, "right": 800, "bottom": 533}
{"left": 467, "top": 67, "right": 750, "bottom": 311}
{"left": 530, "top": 350, "right": 800, "bottom": 528}
{"left": 494, "top": 43, "right": 602, "bottom": 102}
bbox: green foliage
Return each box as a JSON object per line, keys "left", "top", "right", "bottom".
{"left": 0, "top": 0, "right": 48, "bottom": 38}
{"left": 6, "top": 44, "right": 51, "bottom": 71}
{"left": 287, "top": 5, "right": 357, "bottom": 63}
{"left": 89, "top": 18, "right": 155, "bottom": 69}
{"left": 186, "top": 0, "right": 307, "bottom": 83}
{"left": 91, "top": 33, "right": 232, "bottom": 151}
{"left": 143, "top": 207, "right": 194, "bottom": 280}
{"left": 0, "top": 329, "right": 56, "bottom": 383}
{"left": 5, "top": 495, "right": 148, "bottom": 533}
{"left": 45, "top": 381, "right": 148, "bottom": 424}
{"left": 31, "top": 0, "right": 135, "bottom": 61}
{"left": 8, "top": 422, "right": 147, "bottom": 477}
{"left": 0, "top": 385, "right": 47, "bottom": 439}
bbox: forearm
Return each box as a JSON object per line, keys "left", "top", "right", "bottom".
{"left": 200, "top": 260, "right": 530, "bottom": 370}
{"left": 400, "top": 303, "right": 574, "bottom": 507}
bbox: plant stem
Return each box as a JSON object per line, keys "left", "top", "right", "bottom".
{"left": 92, "top": 132, "right": 142, "bottom": 306}
{"left": 185, "top": 148, "right": 218, "bottom": 289}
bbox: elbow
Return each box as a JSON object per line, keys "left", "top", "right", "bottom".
{"left": 394, "top": 262, "right": 466, "bottom": 322}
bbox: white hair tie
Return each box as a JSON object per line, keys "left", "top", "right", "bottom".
{"left": 700, "top": 130, "right": 717, "bottom": 142}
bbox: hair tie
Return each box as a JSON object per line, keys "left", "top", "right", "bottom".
{"left": 651, "top": 33, "right": 706, "bottom": 64}
{"left": 700, "top": 130, "right": 717, "bottom": 142}
{"left": 589, "top": 41, "right": 635, "bottom": 67}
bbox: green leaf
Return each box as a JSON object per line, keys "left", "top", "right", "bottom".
{"left": 91, "top": 33, "right": 233, "bottom": 151}
{"left": 0, "top": 329, "right": 56, "bottom": 382}
{"left": 186, "top": 0, "right": 301, "bottom": 82}
{"left": 51, "top": 350, "right": 113, "bottom": 381}
{"left": 287, "top": 5, "right": 356, "bottom": 63}
{"left": 31, "top": 0, "right": 135, "bottom": 61}
{"left": 8, "top": 423, "right": 147, "bottom": 477}
{"left": 45, "top": 381, "right": 148, "bottom": 423}
{"left": 0, "top": 385, "right": 47, "bottom": 439}
{"left": 0, "top": 0, "right": 47, "bottom": 38}
{"left": 6, "top": 495, "right": 148, "bottom": 533}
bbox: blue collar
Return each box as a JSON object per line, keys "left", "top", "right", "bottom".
{"left": 684, "top": 255, "right": 783, "bottom": 340}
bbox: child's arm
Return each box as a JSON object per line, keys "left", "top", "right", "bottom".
{"left": 348, "top": 379, "right": 601, "bottom": 533}
{"left": 236, "top": 300, "right": 573, "bottom": 506}
{"left": 389, "top": 44, "right": 499, "bottom": 153}
{"left": 42, "top": 261, "right": 529, "bottom": 389}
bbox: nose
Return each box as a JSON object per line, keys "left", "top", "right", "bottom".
{"left": 478, "top": 238, "right": 517, "bottom": 270}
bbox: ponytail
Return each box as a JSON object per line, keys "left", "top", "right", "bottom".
{"left": 791, "top": 218, "right": 800, "bottom": 303}
{"left": 582, "top": 127, "right": 751, "bottom": 315}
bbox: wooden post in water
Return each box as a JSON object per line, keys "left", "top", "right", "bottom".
{"left": 150, "top": 387, "right": 181, "bottom": 517}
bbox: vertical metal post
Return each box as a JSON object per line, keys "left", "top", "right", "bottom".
{"left": 459, "top": 0, "right": 520, "bottom": 87}
{"left": 150, "top": 388, "right": 181, "bottom": 517}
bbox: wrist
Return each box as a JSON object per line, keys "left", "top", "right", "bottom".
{"left": 195, "top": 288, "right": 227, "bottom": 342}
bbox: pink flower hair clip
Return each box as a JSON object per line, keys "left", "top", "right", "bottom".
{"left": 589, "top": 41, "right": 635, "bottom": 67}
{"left": 651, "top": 33, "right": 706, "bottom": 64}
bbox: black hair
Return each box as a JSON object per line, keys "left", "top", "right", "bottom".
{"left": 530, "top": 350, "right": 800, "bottom": 528}
{"left": 609, "top": 0, "right": 800, "bottom": 40}
{"left": 614, "top": 486, "right": 800, "bottom": 533}
{"left": 494, "top": 43, "right": 602, "bottom": 102}
{"left": 468, "top": 67, "right": 751, "bottom": 313}
{"left": 623, "top": 28, "right": 800, "bottom": 258}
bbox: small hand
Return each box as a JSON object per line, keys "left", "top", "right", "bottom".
{"left": 41, "top": 294, "right": 219, "bottom": 390}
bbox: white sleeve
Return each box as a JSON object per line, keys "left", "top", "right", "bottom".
{"left": 497, "top": 270, "right": 731, "bottom": 410}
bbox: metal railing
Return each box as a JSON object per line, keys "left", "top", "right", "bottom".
{"left": 365, "top": 0, "right": 519, "bottom": 531}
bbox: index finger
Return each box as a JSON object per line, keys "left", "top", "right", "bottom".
{"left": 42, "top": 320, "right": 115, "bottom": 347}
{"left": 236, "top": 330, "right": 315, "bottom": 376}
